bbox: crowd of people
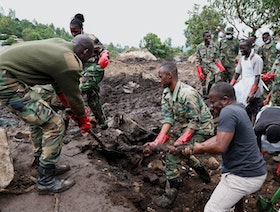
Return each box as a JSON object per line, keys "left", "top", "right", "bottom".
{"left": 0, "top": 14, "right": 279, "bottom": 211}
{"left": 145, "top": 27, "right": 279, "bottom": 211}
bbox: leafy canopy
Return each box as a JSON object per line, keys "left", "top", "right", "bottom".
{"left": 184, "top": 4, "right": 225, "bottom": 55}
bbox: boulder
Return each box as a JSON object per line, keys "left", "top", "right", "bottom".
{"left": 0, "top": 128, "right": 14, "bottom": 189}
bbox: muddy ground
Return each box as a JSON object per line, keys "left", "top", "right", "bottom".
{"left": 0, "top": 57, "right": 280, "bottom": 212}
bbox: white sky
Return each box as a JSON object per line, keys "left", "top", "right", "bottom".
{"left": 0, "top": 0, "right": 209, "bottom": 47}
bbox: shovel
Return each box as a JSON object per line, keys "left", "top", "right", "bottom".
{"left": 256, "top": 187, "right": 280, "bottom": 212}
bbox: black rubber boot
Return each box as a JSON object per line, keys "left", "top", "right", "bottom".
{"left": 32, "top": 156, "right": 70, "bottom": 176}
{"left": 193, "top": 164, "right": 211, "bottom": 183}
{"left": 37, "top": 163, "right": 75, "bottom": 195}
{"left": 154, "top": 179, "right": 180, "bottom": 208}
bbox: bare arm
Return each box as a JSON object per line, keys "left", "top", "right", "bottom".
{"left": 185, "top": 131, "right": 234, "bottom": 155}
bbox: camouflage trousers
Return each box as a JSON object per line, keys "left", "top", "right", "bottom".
{"left": 0, "top": 72, "right": 65, "bottom": 165}
{"left": 201, "top": 64, "right": 222, "bottom": 95}
{"left": 165, "top": 134, "right": 209, "bottom": 180}
{"left": 221, "top": 65, "right": 235, "bottom": 83}
{"left": 82, "top": 89, "right": 107, "bottom": 127}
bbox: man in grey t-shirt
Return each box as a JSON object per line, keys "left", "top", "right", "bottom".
{"left": 183, "top": 82, "right": 267, "bottom": 212}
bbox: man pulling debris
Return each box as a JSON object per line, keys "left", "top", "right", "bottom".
{"left": 0, "top": 34, "right": 93, "bottom": 194}
{"left": 143, "top": 62, "right": 214, "bottom": 208}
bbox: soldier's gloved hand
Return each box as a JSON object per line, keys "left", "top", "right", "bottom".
{"left": 98, "top": 51, "right": 109, "bottom": 68}
{"left": 66, "top": 106, "right": 91, "bottom": 125}
{"left": 77, "top": 115, "right": 92, "bottom": 135}
{"left": 196, "top": 66, "right": 204, "bottom": 80}
{"left": 215, "top": 61, "right": 225, "bottom": 72}
{"left": 277, "top": 162, "right": 280, "bottom": 176}
{"left": 174, "top": 131, "right": 193, "bottom": 146}
{"left": 57, "top": 93, "right": 70, "bottom": 108}
{"left": 262, "top": 73, "right": 275, "bottom": 81}
{"left": 143, "top": 132, "right": 168, "bottom": 154}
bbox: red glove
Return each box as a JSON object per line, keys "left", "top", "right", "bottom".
{"left": 77, "top": 115, "right": 92, "bottom": 134}
{"left": 66, "top": 106, "right": 91, "bottom": 125}
{"left": 248, "top": 84, "right": 258, "bottom": 97}
{"left": 215, "top": 61, "right": 225, "bottom": 72}
{"left": 261, "top": 73, "right": 275, "bottom": 81}
{"left": 98, "top": 51, "right": 109, "bottom": 68}
{"left": 196, "top": 66, "right": 204, "bottom": 80}
{"left": 144, "top": 132, "right": 169, "bottom": 147}
{"left": 230, "top": 78, "right": 236, "bottom": 86}
{"left": 57, "top": 93, "right": 70, "bottom": 108}
{"left": 174, "top": 131, "right": 193, "bottom": 146}
{"left": 277, "top": 162, "right": 280, "bottom": 176}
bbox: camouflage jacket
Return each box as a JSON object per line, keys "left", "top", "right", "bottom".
{"left": 219, "top": 37, "right": 239, "bottom": 67}
{"left": 257, "top": 41, "right": 278, "bottom": 73}
{"left": 271, "top": 56, "right": 280, "bottom": 105}
{"left": 195, "top": 41, "right": 220, "bottom": 67}
{"left": 161, "top": 81, "right": 214, "bottom": 136}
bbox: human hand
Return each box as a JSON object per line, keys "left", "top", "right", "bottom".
{"left": 215, "top": 61, "right": 225, "bottom": 72}
{"left": 174, "top": 131, "right": 193, "bottom": 146}
{"left": 196, "top": 66, "right": 204, "bottom": 80}
{"left": 98, "top": 51, "right": 109, "bottom": 68}
{"left": 181, "top": 144, "right": 194, "bottom": 155}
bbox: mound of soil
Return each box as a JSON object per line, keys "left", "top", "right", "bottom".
{"left": 0, "top": 58, "right": 279, "bottom": 212}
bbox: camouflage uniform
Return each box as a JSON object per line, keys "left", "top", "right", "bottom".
{"left": 161, "top": 81, "right": 214, "bottom": 180}
{"left": 32, "top": 34, "right": 108, "bottom": 129}
{"left": 0, "top": 38, "right": 86, "bottom": 165}
{"left": 270, "top": 56, "right": 280, "bottom": 105}
{"left": 258, "top": 41, "right": 278, "bottom": 98}
{"left": 80, "top": 34, "right": 108, "bottom": 129}
{"left": 196, "top": 41, "right": 222, "bottom": 95}
{"left": 219, "top": 37, "right": 239, "bottom": 82}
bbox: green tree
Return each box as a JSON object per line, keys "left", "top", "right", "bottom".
{"left": 0, "top": 9, "right": 73, "bottom": 44}
{"left": 184, "top": 4, "right": 225, "bottom": 55}
{"left": 139, "top": 33, "right": 181, "bottom": 59}
{"left": 210, "top": 0, "right": 280, "bottom": 36}
{"left": 106, "top": 42, "right": 127, "bottom": 59}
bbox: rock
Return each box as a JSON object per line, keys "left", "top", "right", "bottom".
{"left": 0, "top": 128, "right": 14, "bottom": 189}
{"left": 207, "top": 156, "right": 220, "bottom": 170}
{"left": 117, "top": 48, "right": 157, "bottom": 61}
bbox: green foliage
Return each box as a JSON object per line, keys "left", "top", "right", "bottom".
{"left": 210, "top": 0, "right": 280, "bottom": 36}
{"left": 1, "top": 36, "right": 17, "bottom": 45}
{"left": 139, "top": 33, "right": 182, "bottom": 59}
{"left": 0, "top": 9, "right": 72, "bottom": 45}
{"left": 184, "top": 4, "right": 225, "bottom": 55}
{"left": 106, "top": 43, "right": 128, "bottom": 59}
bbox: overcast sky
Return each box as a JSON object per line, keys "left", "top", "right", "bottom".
{"left": 0, "top": 0, "right": 209, "bottom": 47}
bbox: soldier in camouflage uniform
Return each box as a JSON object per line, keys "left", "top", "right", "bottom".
{"left": 263, "top": 43, "right": 280, "bottom": 106}
{"left": 70, "top": 14, "right": 109, "bottom": 130}
{"left": 196, "top": 31, "right": 225, "bottom": 97}
{"left": 258, "top": 32, "right": 278, "bottom": 98}
{"left": 219, "top": 27, "right": 240, "bottom": 82}
{"left": 143, "top": 62, "right": 214, "bottom": 208}
{"left": 0, "top": 35, "right": 93, "bottom": 194}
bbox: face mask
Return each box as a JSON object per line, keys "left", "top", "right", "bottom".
{"left": 276, "top": 43, "right": 280, "bottom": 51}
{"left": 226, "top": 34, "right": 233, "bottom": 39}
{"left": 265, "top": 39, "right": 271, "bottom": 44}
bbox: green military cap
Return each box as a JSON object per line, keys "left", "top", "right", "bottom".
{"left": 225, "top": 27, "right": 234, "bottom": 34}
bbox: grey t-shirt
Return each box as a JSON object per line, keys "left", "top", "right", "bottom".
{"left": 218, "top": 103, "right": 267, "bottom": 177}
